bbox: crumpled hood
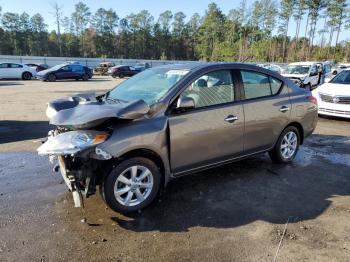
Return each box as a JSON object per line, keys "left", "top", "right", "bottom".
{"left": 48, "top": 93, "right": 150, "bottom": 128}
{"left": 282, "top": 73, "right": 308, "bottom": 79}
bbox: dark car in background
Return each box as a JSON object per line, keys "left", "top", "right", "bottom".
{"left": 38, "top": 63, "right": 318, "bottom": 213}
{"left": 25, "top": 63, "right": 49, "bottom": 72}
{"left": 36, "top": 63, "right": 92, "bottom": 82}
{"left": 108, "top": 65, "right": 139, "bottom": 78}
{"left": 134, "top": 62, "right": 151, "bottom": 72}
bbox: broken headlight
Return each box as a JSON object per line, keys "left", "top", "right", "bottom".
{"left": 37, "top": 130, "right": 109, "bottom": 156}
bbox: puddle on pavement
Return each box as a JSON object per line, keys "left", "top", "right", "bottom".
{"left": 296, "top": 135, "right": 350, "bottom": 167}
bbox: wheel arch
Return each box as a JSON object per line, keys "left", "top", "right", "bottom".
{"left": 285, "top": 122, "right": 304, "bottom": 145}
{"left": 22, "top": 71, "right": 32, "bottom": 78}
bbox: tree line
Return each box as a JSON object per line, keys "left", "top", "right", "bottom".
{"left": 0, "top": 1, "right": 350, "bottom": 62}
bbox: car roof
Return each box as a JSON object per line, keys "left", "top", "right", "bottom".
{"left": 154, "top": 62, "right": 275, "bottom": 72}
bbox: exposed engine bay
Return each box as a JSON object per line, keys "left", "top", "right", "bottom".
{"left": 37, "top": 93, "right": 150, "bottom": 207}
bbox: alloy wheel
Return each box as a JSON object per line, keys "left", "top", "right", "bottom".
{"left": 114, "top": 165, "right": 154, "bottom": 207}
{"left": 280, "top": 131, "right": 298, "bottom": 159}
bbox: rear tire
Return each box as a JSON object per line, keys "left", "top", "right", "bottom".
{"left": 102, "top": 157, "right": 161, "bottom": 213}
{"left": 48, "top": 74, "right": 56, "bottom": 82}
{"left": 22, "top": 72, "right": 32, "bottom": 80}
{"left": 119, "top": 73, "right": 124, "bottom": 78}
{"left": 269, "top": 126, "right": 300, "bottom": 164}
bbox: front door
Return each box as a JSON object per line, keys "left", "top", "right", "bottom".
{"left": 57, "top": 65, "right": 73, "bottom": 79}
{"left": 168, "top": 69, "right": 244, "bottom": 174}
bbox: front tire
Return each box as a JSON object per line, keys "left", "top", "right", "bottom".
{"left": 102, "top": 157, "right": 161, "bottom": 213}
{"left": 269, "top": 126, "right": 300, "bottom": 164}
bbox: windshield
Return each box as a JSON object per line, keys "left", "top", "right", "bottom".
{"left": 107, "top": 67, "right": 190, "bottom": 105}
{"left": 330, "top": 70, "right": 350, "bottom": 84}
{"left": 284, "top": 65, "right": 310, "bottom": 75}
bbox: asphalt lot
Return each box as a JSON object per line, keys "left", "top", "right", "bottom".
{"left": 0, "top": 76, "right": 350, "bottom": 261}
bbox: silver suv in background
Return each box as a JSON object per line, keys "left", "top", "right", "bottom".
{"left": 38, "top": 63, "right": 318, "bottom": 213}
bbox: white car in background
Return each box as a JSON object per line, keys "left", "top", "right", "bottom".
{"left": 282, "top": 62, "right": 332, "bottom": 90}
{"left": 312, "top": 69, "right": 350, "bottom": 119}
{"left": 0, "top": 62, "right": 37, "bottom": 80}
{"left": 331, "top": 64, "right": 350, "bottom": 75}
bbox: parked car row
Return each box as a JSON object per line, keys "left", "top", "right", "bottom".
{"left": 0, "top": 62, "right": 92, "bottom": 81}
{"left": 94, "top": 62, "right": 151, "bottom": 78}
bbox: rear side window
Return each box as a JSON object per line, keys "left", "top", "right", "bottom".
{"left": 240, "top": 70, "right": 283, "bottom": 99}
{"left": 0, "top": 63, "right": 8, "bottom": 68}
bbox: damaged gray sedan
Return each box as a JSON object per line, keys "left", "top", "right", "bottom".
{"left": 38, "top": 63, "right": 318, "bottom": 213}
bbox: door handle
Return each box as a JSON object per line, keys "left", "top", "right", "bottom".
{"left": 224, "top": 115, "right": 238, "bottom": 123}
{"left": 279, "top": 106, "right": 290, "bottom": 113}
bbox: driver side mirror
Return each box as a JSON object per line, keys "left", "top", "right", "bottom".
{"left": 176, "top": 96, "right": 195, "bottom": 111}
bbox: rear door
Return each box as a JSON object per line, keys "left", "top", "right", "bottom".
{"left": 168, "top": 69, "right": 244, "bottom": 174}
{"left": 236, "top": 69, "right": 291, "bottom": 154}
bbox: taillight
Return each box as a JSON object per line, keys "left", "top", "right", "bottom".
{"left": 308, "top": 95, "right": 318, "bottom": 106}
{"left": 112, "top": 68, "right": 118, "bottom": 72}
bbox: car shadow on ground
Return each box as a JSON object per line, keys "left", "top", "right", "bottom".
{"left": 0, "top": 81, "right": 24, "bottom": 86}
{"left": 109, "top": 134, "right": 350, "bottom": 232}
{"left": 0, "top": 120, "right": 51, "bottom": 144}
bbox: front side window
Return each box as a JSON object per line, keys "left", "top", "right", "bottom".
{"left": 310, "top": 66, "right": 317, "bottom": 75}
{"left": 241, "top": 71, "right": 282, "bottom": 99}
{"left": 61, "top": 65, "right": 71, "bottom": 71}
{"left": 181, "top": 70, "right": 234, "bottom": 108}
{"left": 71, "top": 65, "right": 83, "bottom": 72}
{"left": 107, "top": 67, "right": 189, "bottom": 105}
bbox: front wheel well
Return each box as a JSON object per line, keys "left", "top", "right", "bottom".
{"left": 117, "top": 149, "right": 166, "bottom": 187}
{"left": 22, "top": 71, "right": 32, "bottom": 77}
{"left": 285, "top": 122, "right": 304, "bottom": 144}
